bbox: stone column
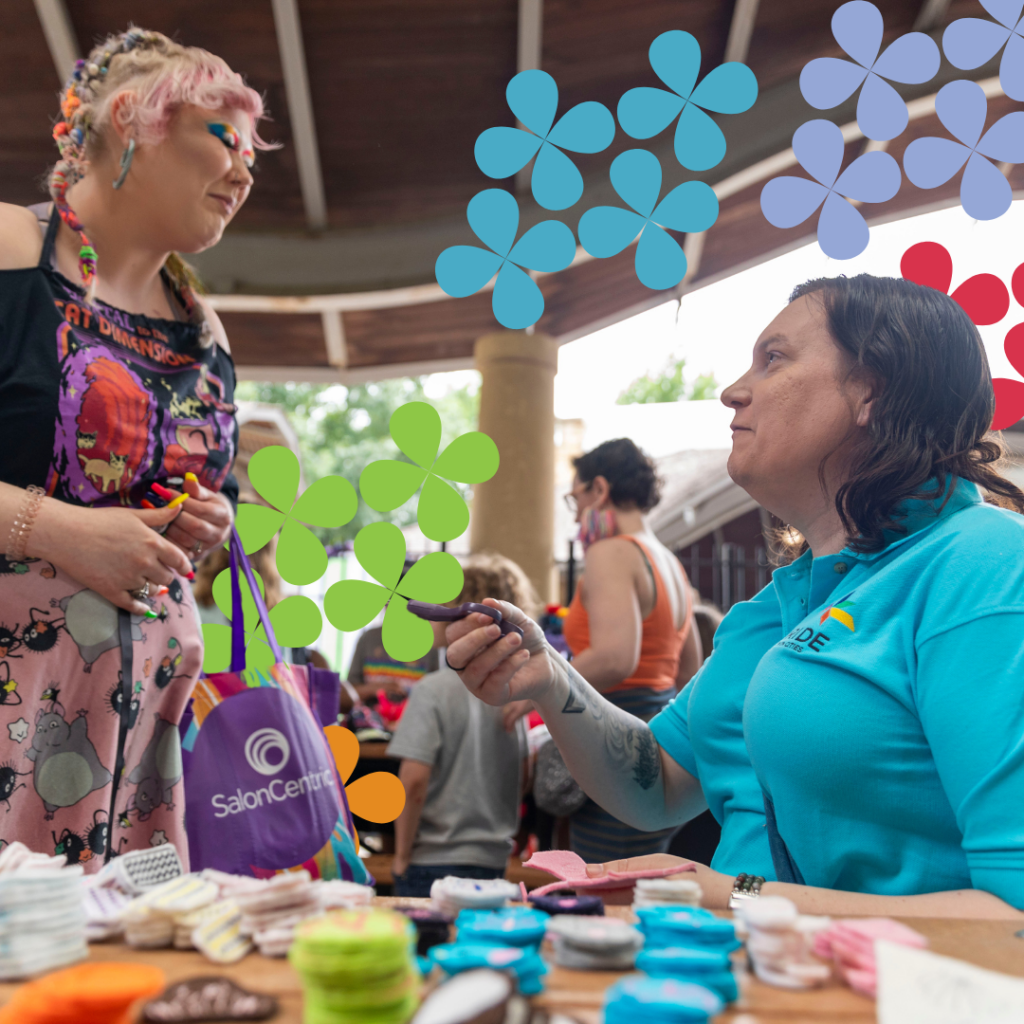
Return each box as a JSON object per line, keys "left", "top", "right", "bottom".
{"left": 471, "top": 330, "right": 558, "bottom": 605}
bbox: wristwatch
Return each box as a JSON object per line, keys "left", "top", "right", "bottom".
{"left": 728, "top": 872, "right": 765, "bottom": 910}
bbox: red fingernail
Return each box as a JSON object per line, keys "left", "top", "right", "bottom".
{"left": 151, "top": 483, "right": 174, "bottom": 500}
{"left": 186, "top": 571, "right": 195, "bottom": 581}
{"left": 155, "top": 586, "right": 169, "bottom": 596}
{"left": 141, "top": 499, "right": 155, "bottom": 509}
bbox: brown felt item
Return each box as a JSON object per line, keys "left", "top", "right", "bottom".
{"left": 141, "top": 976, "right": 279, "bottom": 1022}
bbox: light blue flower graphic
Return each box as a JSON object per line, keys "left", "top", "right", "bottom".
{"left": 577, "top": 150, "right": 719, "bottom": 291}
{"left": 760, "top": 120, "right": 901, "bottom": 260}
{"left": 474, "top": 70, "right": 615, "bottom": 210}
{"left": 903, "top": 80, "right": 1024, "bottom": 222}
{"left": 799, "top": 1, "right": 940, "bottom": 141}
{"left": 435, "top": 189, "right": 576, "bottom": 329}
{"left": 616, "top": 30, "right": 758, "bottom": 172}
{"left": 943, "top": 0, "right": 1024, "bottom": 101}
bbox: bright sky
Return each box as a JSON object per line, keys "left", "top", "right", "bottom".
{"left": 424, "top": 199, "right": 1024, "bottom": 424}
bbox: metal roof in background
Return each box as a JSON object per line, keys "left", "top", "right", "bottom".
{"left": 10, "top": 0, "right": 1017, "bottom": 382}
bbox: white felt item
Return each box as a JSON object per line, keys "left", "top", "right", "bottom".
{"left": 737, "top": 897, "right": 831, "bottom": 990}
{"left": 411, "top": 969, "right": 513, "bottom": 1024}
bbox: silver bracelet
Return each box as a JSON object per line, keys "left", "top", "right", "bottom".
{"left": 5, "top": 485, "right": 45, "bottom": 563}
{"left": 728, "top": 872, "right": 765, "bottom": 910}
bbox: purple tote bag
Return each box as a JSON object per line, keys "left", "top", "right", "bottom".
{"left": 181, "top": 527, "right": 364, "bottom": 880}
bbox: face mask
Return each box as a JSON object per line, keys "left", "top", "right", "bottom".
{"left": 577, "top": 507, "right": 619, "bottom": 552}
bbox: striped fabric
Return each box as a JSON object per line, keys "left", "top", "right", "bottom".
{"left": 568, "top": 686, "right": 679, "bottom": 863}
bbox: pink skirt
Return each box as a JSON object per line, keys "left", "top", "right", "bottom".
{"left": 0, "top": 555, "right": 201, "bottom": 870}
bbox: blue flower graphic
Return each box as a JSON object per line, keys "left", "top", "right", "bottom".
{"left": 903, "top": 80, "right": 1024, "bottom": 222}
{"left": 577, "top": 150, "right": 719, "bottom": 291}
{"left": 760, "top": 120, "right": 901, "bottom": 259}
{"left": 943, "top": 0, "right": 1024, "bottom": 102}
{"left": 474, "top": 70, "right": 615, "bottom": 210}
{"left": 435, "top": 189, "right": 576, "bottom": 329}
{"left": 617, "top": 30, "right": 758, "bottom": 172}
{"left": 799, "top": 1, "right": 940, "bottom": 141}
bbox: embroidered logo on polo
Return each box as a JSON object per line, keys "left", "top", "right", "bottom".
{"left": 820, "top": 599, "right": 856, "bottom": 632}
{"left": 780, "top": 593, "right": 856, "bottom": 654}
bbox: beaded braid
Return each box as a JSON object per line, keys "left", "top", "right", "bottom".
{"left": 48, "top": 28, "right": 213, "bottom": 345}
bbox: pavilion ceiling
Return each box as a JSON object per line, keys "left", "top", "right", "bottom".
{"left": 7, "top": 0, "right": 1017, "bottom": 380}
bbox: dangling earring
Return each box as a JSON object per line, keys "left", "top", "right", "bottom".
{"left": 112, "top": 138, "right": 135, "bottom": 190}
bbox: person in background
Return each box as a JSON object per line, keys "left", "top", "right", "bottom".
{"left": 561, "top": 438, "right": 701, "bottom": 862}
{"left": 388, "top": 554, "right": 538, "bottom": 898}
{"left": 346, "top": 617, "right": 438, "bottom": 728}
{"left": 691, "top": 601, "right": 725, "bottom": 676}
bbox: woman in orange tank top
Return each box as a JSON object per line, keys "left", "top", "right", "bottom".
{"left": 562, "top": 438, "right": 701, "bottom": 861}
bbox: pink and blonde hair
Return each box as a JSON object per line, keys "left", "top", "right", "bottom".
{"left": 50, "top": 28, "right": 275, "bottom": 343}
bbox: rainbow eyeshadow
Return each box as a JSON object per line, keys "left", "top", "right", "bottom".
{"left": 206, "top": 121, "right": 255, "bottom": 167}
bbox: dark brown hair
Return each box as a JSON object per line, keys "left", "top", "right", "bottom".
{"left": 573, "top": 438, "right": 662, "bottom": 512}
{"left": 790, "top": 274, "right": 1024, "bottom": 553}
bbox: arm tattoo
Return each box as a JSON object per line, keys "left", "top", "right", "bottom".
{"left": 561, "top": 662, "right": 661, "bottom": 791}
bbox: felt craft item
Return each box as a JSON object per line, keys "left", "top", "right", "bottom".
{"left": 457, "top": 908, "right": 549, "bottom": 950}
{"left": 602, "top": 975, "right": 724, "bottom": 1024}
{"left": 528, "top": 894, "right": 604, "bottom": 916}
{"left": 410, "top": 969, "right": 513, "bottom": 1024}
{"left": 192, "top": 900, "right": 253, "bottom": 964}
{"left": 428, "top": 943, "right": 548, "bottom": 997}
{"left": 636, "top": 906, "right": 742, "bottom": 953}
{"left": 735, "top": 896, "right": 831, "bottom": 991}
{"left": 812, "top": 916, "right": 927, "bottom": 997}
{"left": 632, "top": 878, "right": 703, "bottom": 909}
{"left": 394, "top": 906, "right": 454, "bottom": 956}
{"left": 142, "top": 976, "right": 279, "bottom": 1022}
{"left": 636, "top": 946, "right": 738, "bottom": 1003}
{"left": 83, "top": 885, "right": 130, "bottom": 941}
{"left": 317, "top": 880, "right": 375, "bottom": 910}
{"left": 430, "top": 876, "right": 520, "bottom": 917}
{"left": 289, "top": 908, "right": 420, "bottom": 1024}
{"left": 0, "top": 961, "right": 165, "bottom": 1024}
{"left": 0, "top": 867, "right": 88, "bottom": 979}
{"left": 95, "top": 844, "right": 184, "bottom": 895}
{"left": 545, "top": 914, "right": 644, "bottom": 971}
{"left": 522, "top": 851, "right": 695, "bottom": 898}
{"left": 0, "top": 841, "right": 66, "bottom": 875}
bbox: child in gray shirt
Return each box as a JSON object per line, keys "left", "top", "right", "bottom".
{"left": 387, "top": 554, "right": 539, "bottom": 897}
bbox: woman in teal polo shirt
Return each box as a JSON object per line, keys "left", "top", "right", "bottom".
{"left": 446, "top": 273, "right": 1024, "bottom": 917}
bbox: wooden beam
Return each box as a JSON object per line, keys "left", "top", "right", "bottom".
{"left": 516, "top": 0, "right": 544, "bottom": 194}
{"left": 271, "top": 0, "right": 328, "bottom": 230}
{"left": 724, "top": 0, "right": 760, "bottom": 64}
{"left": 321, "top": 309, "right": 348, "bottom": 367}
{"left": 234, "top": 356, "right": 476, "bottom": 385}
{"left": 33, "top": 0, "right": 79, "bottom": 84}
{"left": 913, "top": 0, "right": 951, "bottom": 32}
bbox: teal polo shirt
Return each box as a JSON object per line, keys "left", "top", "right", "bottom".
{"left": 649, "top": 582, "right": 781, "bottom": 879}
{"left": 744, "top": 478, "right": 1024, "bottom": 907}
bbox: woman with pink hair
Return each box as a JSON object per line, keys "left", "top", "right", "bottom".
{"left": 0, "top": 29, "right": 270, "bottom": 866}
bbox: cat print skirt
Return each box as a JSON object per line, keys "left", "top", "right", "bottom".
{"left": 0, "top": 554, "right": 201, "bottom": 869}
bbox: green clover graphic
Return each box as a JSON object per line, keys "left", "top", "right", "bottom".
{"left": 359, "top": 402, "right": 499, "bottom": 542}
{"left": 324, "top": 521, "right": 463, "bottom": 662}
{"left": 236, "top": 445, "right": 357, "bottom": 585}
{"left": 202, "top": 569, "right": 323, "bottom": 674}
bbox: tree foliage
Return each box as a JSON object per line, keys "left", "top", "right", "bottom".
{"left": 616, "top": 356, "right": 718, "bottom": 405}
{"left": 234, "top": 377, "right": 480, "bottom": 543}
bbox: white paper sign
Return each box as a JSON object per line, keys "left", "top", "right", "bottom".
{"left": 877, "top": 939, "right": 1024, "bottom": 1024}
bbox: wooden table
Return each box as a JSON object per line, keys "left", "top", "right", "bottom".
{"left": 2, "top": 901, "right": 1021, "bottom": 1022}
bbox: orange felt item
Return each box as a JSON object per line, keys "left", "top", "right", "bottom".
{"left": 0, "top": 963, "right": 165, "bottom": 1023}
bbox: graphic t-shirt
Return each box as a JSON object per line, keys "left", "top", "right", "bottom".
{"left": 0, "top": 206, "right": 237, "bottom": 506}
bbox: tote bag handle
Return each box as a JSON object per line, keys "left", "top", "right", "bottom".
{"left": 229, "top": 525, "right": 284, "bottom": 672}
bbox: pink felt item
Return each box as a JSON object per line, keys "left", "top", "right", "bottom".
{"left": 523, "top": 850, "right": 695, "bottom": 898}
{"left": 814, "top": 918, "right": 927, "bottom": 1000}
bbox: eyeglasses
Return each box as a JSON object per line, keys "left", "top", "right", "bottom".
{"left": 563, "top": 484, "right": 591, "bottom": 513}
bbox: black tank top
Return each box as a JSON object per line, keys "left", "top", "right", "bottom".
{"left": 0, "top": 205, "right": 238, "bottom": 507}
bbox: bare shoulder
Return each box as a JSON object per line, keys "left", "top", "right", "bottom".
{"left": 195, "top": 294, "right": 231, "bottom": 355}
{"left": 585, "top": 535, "right": 645, "bottom": 574}
{"left": 0, "top": 204, "right": 44, "bottom": 270}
